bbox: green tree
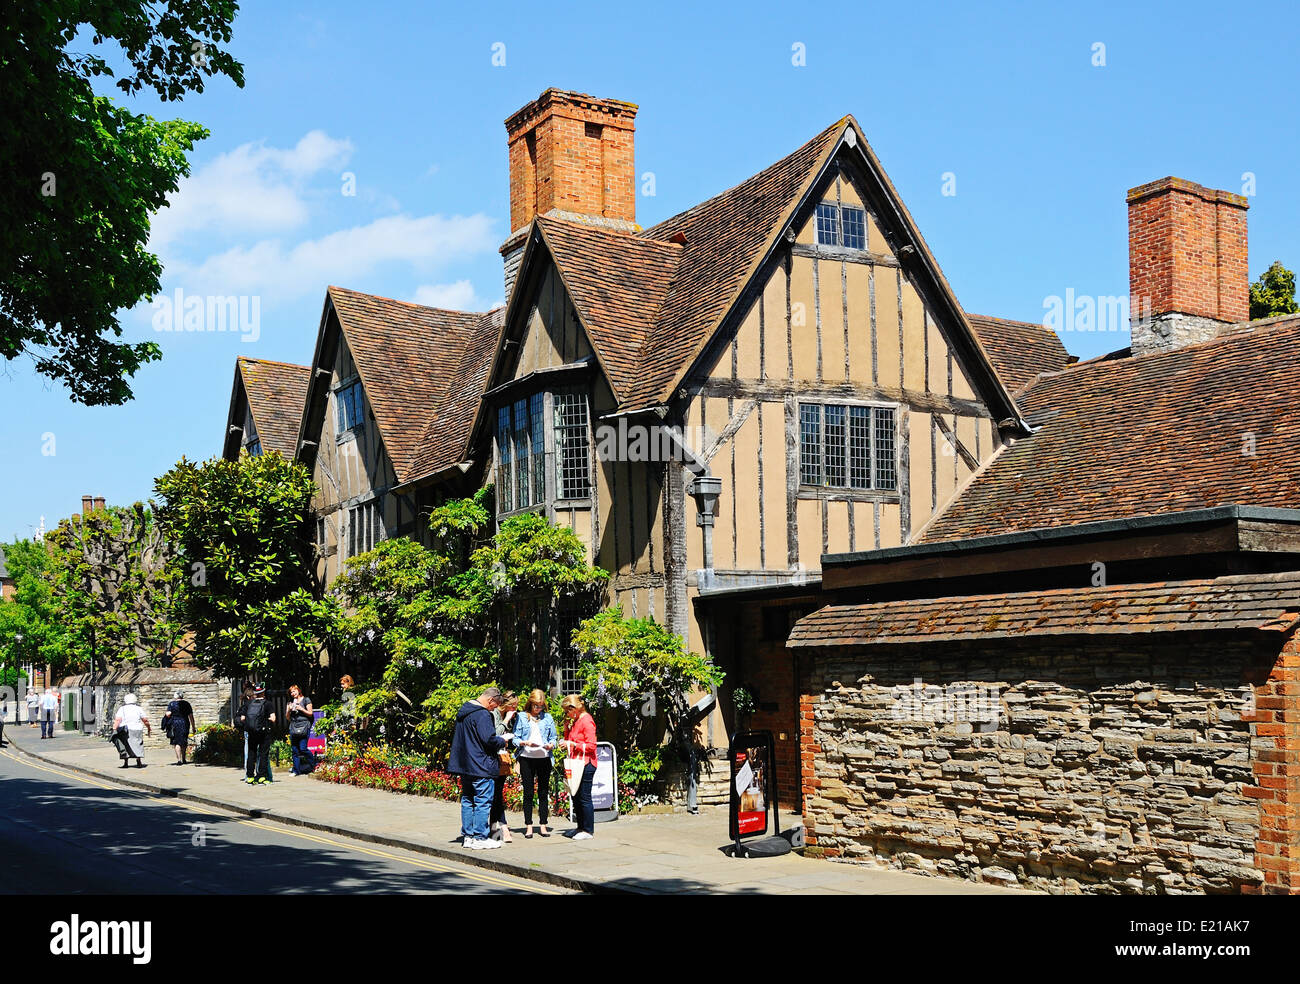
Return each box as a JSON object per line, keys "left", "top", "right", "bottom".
{"left": 327, "top": 488, "right": 609, "bottom": 758}
{"left": 153, "top": 451, "right": 339, "bottom": 683}
{"left": 0, "top": 539, "right": 72, "bottom": 680}
{"left": 44, "top": 502, "right": 182, "bottom": 671}
{"left": 1, "top": 2, "right": 244, "bottom": 405}
{"left": 1249, "top": 261, "right": 1299, "bottom": 321}
{"left": 573, "top": 607, "right": 724, "bottom": 762}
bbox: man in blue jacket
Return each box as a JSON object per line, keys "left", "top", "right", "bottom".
{"left": 449, "top": 687, "right": 513, "bottom": 850}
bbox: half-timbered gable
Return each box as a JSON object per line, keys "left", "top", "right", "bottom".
{"left": 295, "top": 286, "right": 501, "bottom": 588}
{"left": 222, "top": 357, "right": 310, "bottom": 460}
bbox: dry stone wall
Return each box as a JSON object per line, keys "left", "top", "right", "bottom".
{"left": 800, "top": 635, "right": 1279, "bottom": 894}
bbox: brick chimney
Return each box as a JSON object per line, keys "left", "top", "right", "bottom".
{"left": 92, "top": 496, "right": 106, "bottom": 512}
{"left": 1127, "top": 177, "right": 1248, "bottom": 356}
{"left": 81, "top": 495, "right": 93, "bottom": 519}
{"left": 501, "top": 89, "right": 638, "bottom": 298}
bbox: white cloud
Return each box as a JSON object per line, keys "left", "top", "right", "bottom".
{"left": 165, "top": 212, "right": 497, "bottom": 301}
{"left": 151, "top": 130, "right": 354, "bottom": 251}
{"left": 413, "top": 280, "right": 485, "bottom": 310}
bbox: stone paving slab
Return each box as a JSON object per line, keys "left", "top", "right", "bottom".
{"left": 7, "top": 728, "right": 1027, "bottom": 895}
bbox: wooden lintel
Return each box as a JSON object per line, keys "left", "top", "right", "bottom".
{"left": 698, "top": 378, "right": 987, "bottom": 419}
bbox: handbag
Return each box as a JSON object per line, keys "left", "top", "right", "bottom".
{"left": 289, "top": 713, "right": 311, "bottom": 738}
{"left": 498, "top": 749, "right": 513, "bottom": 777}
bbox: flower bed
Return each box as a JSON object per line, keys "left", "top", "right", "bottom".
{"left": 313, "top": 745, "right": 638, "bottom": 814}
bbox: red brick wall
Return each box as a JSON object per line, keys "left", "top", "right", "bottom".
{"left": 1244, "top": 634, "right": 1300, "bottom": 894}
{"left": 1128, "top": 177, "right": 1249, "bottom": 323}
{"left": 505, "top": 89, "right": 637, "bottom": 234}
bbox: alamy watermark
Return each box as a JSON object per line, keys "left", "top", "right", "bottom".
{"left": 890, "top": 678, "right": 1001, "bottom": 726}
{"left": 1042, "top": 290, "right": 1153, "bottom": 334}
{"left": 152, "top": 288, "right": 261, "bottom": 343}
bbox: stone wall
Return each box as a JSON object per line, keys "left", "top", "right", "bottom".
{"left": 799, "top": 633, "right": 1296, "bottom": 894}
{"left": 59, "top": 667, "right": 234, "bottom": 748}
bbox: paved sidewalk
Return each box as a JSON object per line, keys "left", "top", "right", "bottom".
{"left": 6, "top": 727, "right": 1023, "bottom": 895}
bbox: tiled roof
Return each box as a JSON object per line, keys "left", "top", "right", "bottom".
{"left": 921, "top": 317, "right": 1300, "bottom": 542}
{"left": 788, "top": 571, "right": 1300, "bottom": 648}
{"left": 326, "top": 286, "right": 503, "bottom": 485}
{"left": 536, "top": 218, "right": 681, "bottom": 401}
{"left": 966, "top": 314, "right": 1071, "bottom": 394}
{"left": 405, "top": 307, "right": 505, "bottom": 481}
{"left": 622, "top": 119, "right": 845, "bottom": 407}
{"left": 237, "top": 358, "right": 310, "bottom": 458}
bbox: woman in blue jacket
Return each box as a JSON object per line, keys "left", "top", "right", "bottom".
{"left": 512, "top": 689, "right": 558, "bottom": 838}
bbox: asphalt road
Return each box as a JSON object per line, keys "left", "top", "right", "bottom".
{"left": 0, "top": 742, "right": 566, "bottom": 896}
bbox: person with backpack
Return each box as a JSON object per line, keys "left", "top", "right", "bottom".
{"left": 238, "top": 684, "right": 277, "bottom": 784}
{"left": 286, "top": 684, "right": 314, "bottom": 776}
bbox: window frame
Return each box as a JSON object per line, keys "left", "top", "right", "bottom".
{"left": 494, "top": 387, "right": 592, "bottom": 519}
{"left": 334, "top": 377, "right": 366, "bottom": 438}
{"left": 796, "top": 398, "right": 900, "bottom": 498}
{"left": 345, "top": 498, "right": 383, "bottom": 558}
{"left": 814, "top": 201, "right": 868, "bottom": 252}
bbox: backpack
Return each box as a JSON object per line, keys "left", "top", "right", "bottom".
{"left": 243, "top": 698, "right": 270, "bottom": 733}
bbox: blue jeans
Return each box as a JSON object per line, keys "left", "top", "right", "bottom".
{"left": 290, "top": 734, "right": 313, "bottom": 774}
{"left": 574, "top": 763, "right": 596, "bottom": 834}
{"left": 460, "top": 776, "right": 494, "bottom": 841}
{"left": 41, "top": 710, "right": 55, "bottom": 738}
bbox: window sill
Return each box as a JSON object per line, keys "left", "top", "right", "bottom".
{"left": 797, "top": 486, "right": 900, "bottom": 503}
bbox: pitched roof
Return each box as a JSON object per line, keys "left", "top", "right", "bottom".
{"left": 788, "top": 571, "right": 1300, "bottom": 649}
{"left": 325, "top": 286, "right": 503, "bottom": 485}
{"left": 624, "top": 119, "right": 845, "bottom": 407}
{"left": 921, "top": 317, "right": 1300, "bottom": 542}
{"left": 405, "top": 307, "right": 505, "bottom": 481}
{"left": 535, "top": 218, "right": 681, "bottom": 400}
{"left": 966, "top": 314, "right": 1071, "bottom": 394}
{"left": 236, "top": 358, "right": 310, "bottom": 458}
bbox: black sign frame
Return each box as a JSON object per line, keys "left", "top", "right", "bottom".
{"left": 728, "top": 729, "right": 780, "bottom": 843}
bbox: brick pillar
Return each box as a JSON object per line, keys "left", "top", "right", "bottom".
{"left": 1244, "top": 634, "right": 1300, "bottom": 894}
{"left": 799, "top": 691, "right": 827, "bottom": 855}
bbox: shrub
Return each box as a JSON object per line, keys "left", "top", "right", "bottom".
{"left": 191, "top": 724, "right": 243, "bottom": 766}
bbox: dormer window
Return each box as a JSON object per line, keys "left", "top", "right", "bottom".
{"left": 335, "top": 378, "right": 365, "bottom": 435}
{"left": 815, "top": 202, "right": 867, "bottom": 251}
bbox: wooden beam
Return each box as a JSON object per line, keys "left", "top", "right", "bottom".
{"left": 823, "top": 522, "right": 1242, "bottom": 591}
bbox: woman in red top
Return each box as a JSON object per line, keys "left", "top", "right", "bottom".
{"left": 561, "top": 694, "right": 598, "bottom": 840}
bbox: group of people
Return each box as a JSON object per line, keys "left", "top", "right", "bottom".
{"left": 236, "top": 682, "right": 315, "bottom": 783}
{"left": 109, "top": 690, "right": 196, "bottom": 768}
{"left": 21, "top": 687, "right": 61, "bottom": 738}
{"left": 450, "top": 687, "right": 599, "bottom": 849}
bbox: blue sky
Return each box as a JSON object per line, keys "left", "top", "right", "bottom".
{"left": 3, "top": 0, "right": 1297, "bottom": 541}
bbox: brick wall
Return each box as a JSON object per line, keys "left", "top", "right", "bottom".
{"left": 799, "top": 634, "right": 1296, "bottom": 894}
{"left": 506, "top": 89, "right": 637, "bottom": 233}
{"left": 1243, "top": 633, "right": 1300, "bottom": 893}
{"left": 1128, "top": 176, "right": 1248, "bottom": 325}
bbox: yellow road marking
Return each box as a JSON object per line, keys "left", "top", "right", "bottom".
{"left": 1, "top": 747, "right": 561, "bottom": 894}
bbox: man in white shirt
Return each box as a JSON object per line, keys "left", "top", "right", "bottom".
{"left": 39, "top": 688, "right": 58, "bottom": 739}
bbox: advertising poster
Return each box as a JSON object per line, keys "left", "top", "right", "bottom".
{"left": 729, "top": 731, "right": 773, "bottom": 841}
{"left": 307, "top": 708, "right": 327, "bottom": 758}
{"left": 592, "top": 742, "right": 617, "bottom": 814}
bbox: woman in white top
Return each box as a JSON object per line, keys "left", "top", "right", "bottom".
{"left": 113, "top": 694, "right": 152, "bottom": 768}
{"left": 511, "top": 689, "right": 558, "bottom": 838}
